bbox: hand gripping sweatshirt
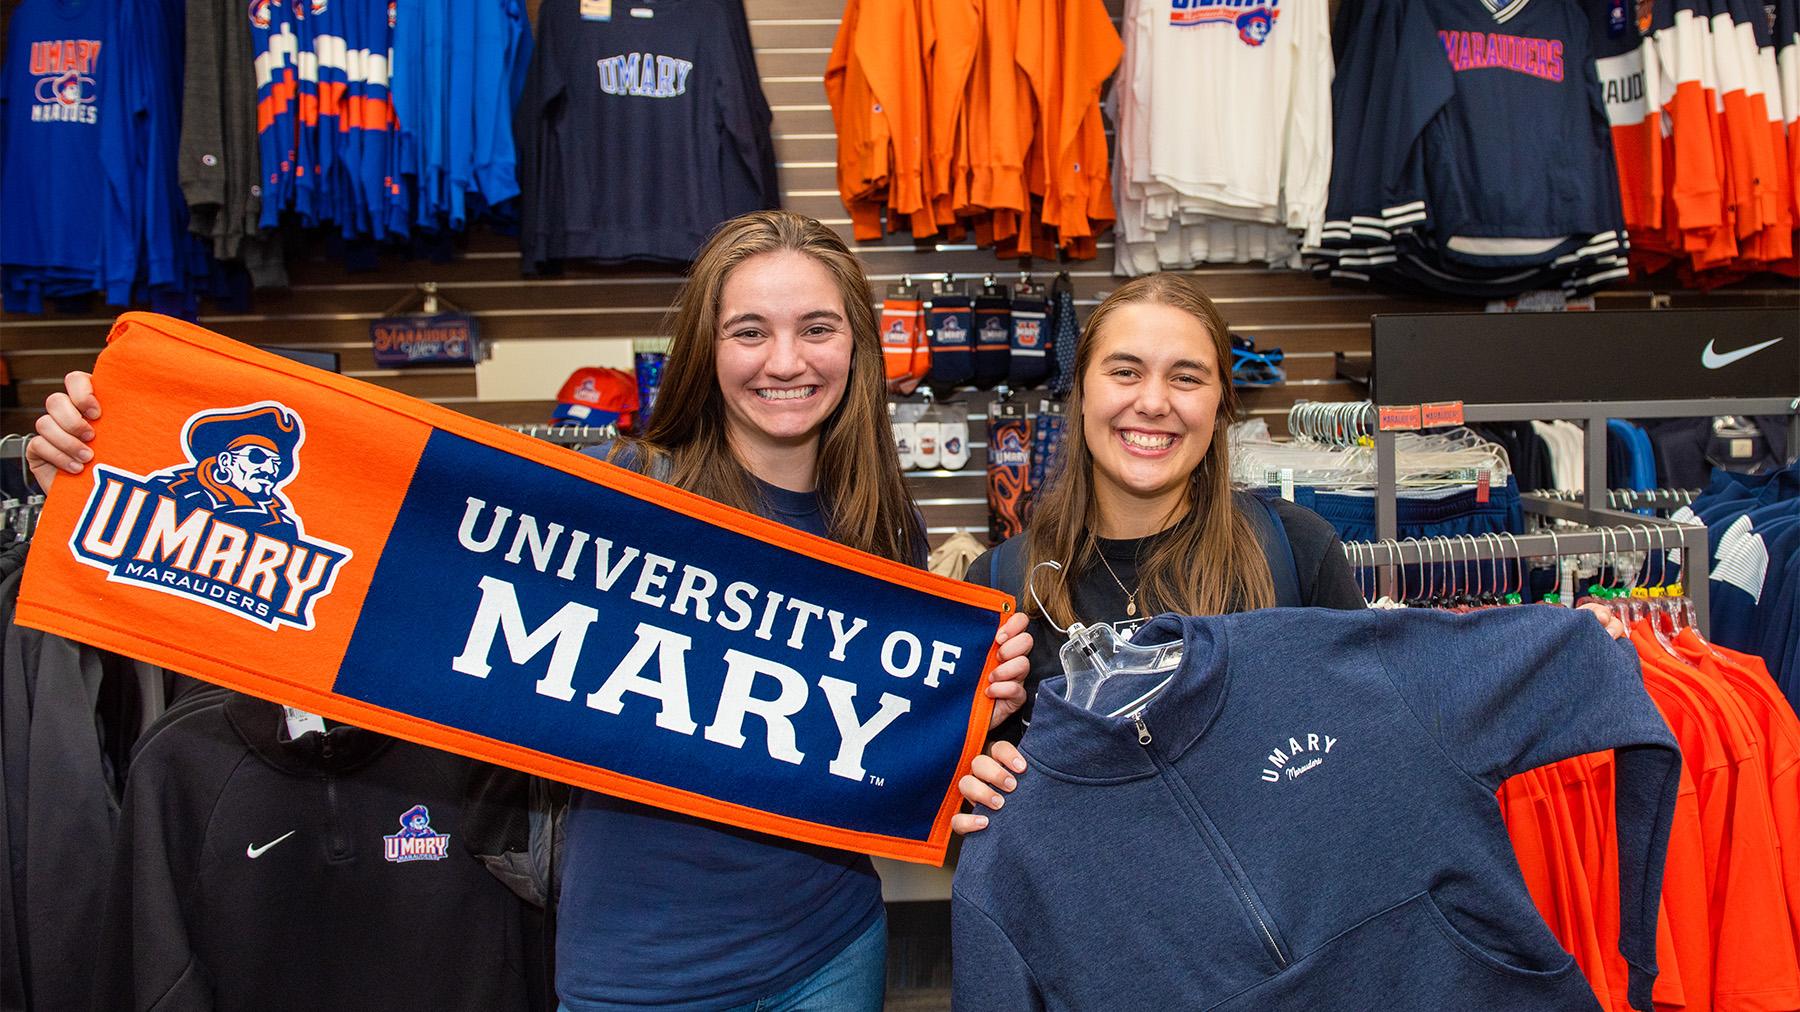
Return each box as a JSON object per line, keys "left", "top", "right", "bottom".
{"left": 951, "top": 607, "right": 1681, "bottom": 1012}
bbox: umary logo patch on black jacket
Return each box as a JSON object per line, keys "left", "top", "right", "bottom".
{"left": 383, "top": 805, "right": 451, "bottom": 863}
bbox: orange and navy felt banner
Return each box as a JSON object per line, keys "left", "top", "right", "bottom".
{"left": 15, "top": 313, "right": 1011, "bottom": 865}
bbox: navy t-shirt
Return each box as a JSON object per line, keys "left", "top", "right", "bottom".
{"left": 556, "top": 466, "right": 886, "bottom": 1010}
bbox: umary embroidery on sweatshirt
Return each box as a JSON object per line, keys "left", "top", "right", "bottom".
{"left": 1259, "top": 732, "right": 1338, "bottom": 783}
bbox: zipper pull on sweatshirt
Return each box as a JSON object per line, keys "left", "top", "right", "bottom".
{"left": 1133, "top": 714, "right": 1152, "bottom": 746}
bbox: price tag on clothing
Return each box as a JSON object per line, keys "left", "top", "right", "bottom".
{"left": 1378, "top": 405, "right": 1423, "bottom": 431}
{"left": 283, "top": 706, "right": 327, "bottom": 740}
{"left": 1420, "top": 401, "right": 1465, "bottom": 428}
{"left": 1280, "top": 468, "right": 1295, "bottom": 502}
{"left": 1476, "top": 470, "right": 1492, "bottom": 503}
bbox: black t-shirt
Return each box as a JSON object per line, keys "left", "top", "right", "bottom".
{"left": 517, "top": 0, "right": 778, "bottom": 268}
{"left": 968, "top": 498, "right": 1365, "bottom": 740}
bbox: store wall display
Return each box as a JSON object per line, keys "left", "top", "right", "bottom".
{"left": 1, "top": 0, "right": 225, "bottom": 315}
{"left": 986, "top": 399, "right": 1030, "bottom": 542}
{"left": 1112, "top": 0, "right": 1334, "bottom": 274}
{"left": 632, "top": 349, "right": 666, "bottom": 427}
{"left": 369, "top": 311, "right": 482, "bottom": 366}
{"left": 1007, "top": 282, "right": 1050, "bottom": 387}
{"left": 825, "top": 0, "right": 1122, "bottom": 260}
{"left": 184, "top": 0, "right": 287, "bottom": 287}
{"left": 517, "top": 0, "right": 778, "bottom": 268}
{"left": 1307, "top": 0, "right": 1633, "bottom": 297}
{"left": 552, "top": 364, "right": 638, "bottom": 427}
{"left": 2, "top": 0, "right": 1792, "bottom": 547}
{"left": 0, "top": 0, "right": 112, "bottom": 312}
{"left": 881, "top": 280, "right": 931, "bottom": 394}
{"left": 1621, "top": 0, "right": 1798, "bottom": 284}
{"left": 251, "top": 0, "right": 533, "bottom": 240}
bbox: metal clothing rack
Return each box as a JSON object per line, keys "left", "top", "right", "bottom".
{"left": 0, "top": 495, "right": 44, "bottom": 544}
{"left": 509, "top": 423, "right": 618, "bottom": 446}
{"left": 1531, "top": 488, "right": 1701, "bottom": 512}
{"left": 1355, "top": 308, "right": 1800, "bottom": 629}
{"left": 1373, "top": 397, "right": 1799, "bottom": 540}
{"left": 1367, "top": 308, "right": 1800, "bottom": 541}
{"left": 1344, "top": 497, "right": 1714, "bottom": 632}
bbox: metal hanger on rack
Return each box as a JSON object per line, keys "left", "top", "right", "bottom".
{"left": 1340, "top": 514, "right": 1704, "bottom": 629}
{"left": 509, "top": 423, "right": 619, "bottom": 449}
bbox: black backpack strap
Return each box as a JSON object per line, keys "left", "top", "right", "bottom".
{"left": 1237, "top": 490, "right": 1303, "bottom": 608}
{"left": 988, "top": 534, "right": 1029, "bottom": 604}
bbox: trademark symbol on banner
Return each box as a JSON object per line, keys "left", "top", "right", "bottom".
{"left": 868, "top": 775, "right": 885, "bottom": 787}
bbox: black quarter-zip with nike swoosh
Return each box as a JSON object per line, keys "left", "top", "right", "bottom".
{"left": 96, "top": 691, "right": 542, "bottom": 1011}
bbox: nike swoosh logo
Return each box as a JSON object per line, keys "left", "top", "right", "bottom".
{"left": 1702, "top": 337, "right": 1784, "bottom": 369}
{"left": 246, "top": 830, "right": 296, "bottom": 859}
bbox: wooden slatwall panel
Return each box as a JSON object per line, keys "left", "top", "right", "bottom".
{"left": 3, "top": 0, "right": 1796, "bottom": 542}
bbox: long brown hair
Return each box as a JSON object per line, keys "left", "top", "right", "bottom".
{"left": 620, "top": 211, "right": 922, "bottom": 563}
{"left": 1024, "top": 274, "right": 1275, "bottom": 625}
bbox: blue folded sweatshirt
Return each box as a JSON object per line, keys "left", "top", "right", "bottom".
{"left": 952, "top": 606, "right": 1680, "bottom": 1012}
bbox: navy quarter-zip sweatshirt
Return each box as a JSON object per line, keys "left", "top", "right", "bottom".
{"left": 952, "top": 606, "right": 1680, "bottom": 1012}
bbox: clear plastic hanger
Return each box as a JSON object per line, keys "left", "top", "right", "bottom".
{"left": 1239, "top": 404, "right": 1510, "bottom": 492}
{"left": 1027, "top": 561, "right": 1183, "bottom": 716}
{"left": 1642, "top": 523, "right": 1683, "bottom": 647}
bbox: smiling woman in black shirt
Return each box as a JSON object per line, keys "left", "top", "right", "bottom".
{"left": 953, "top": 275, "right": 1363, "bottom": 813}
{"left": 953, "top": 274, "right": 1620, "bottom": 829}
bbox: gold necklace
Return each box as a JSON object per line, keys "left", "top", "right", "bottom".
{"left": 1093, "top": 547, "right": 1139, "bottom": 617}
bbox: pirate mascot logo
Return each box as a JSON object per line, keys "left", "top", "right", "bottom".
{"left": 69, "top": 402, "right": 351, "bottom": 630}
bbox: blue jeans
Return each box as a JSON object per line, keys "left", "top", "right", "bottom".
{"left": 557, "top": 912, "right": 887, "bottom": 1012}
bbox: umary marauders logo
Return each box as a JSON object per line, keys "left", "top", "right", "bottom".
{"left": 383, "top": 805, "right": 451, "bottom": 863}
{"left": 68, "top": 402, "right": 351, "bottom": 630}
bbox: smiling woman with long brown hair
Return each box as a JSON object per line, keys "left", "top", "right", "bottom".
{"left": 1018, "top": 273, "right": 1287, "bottom": 625}
{"left": 951, "top": 273, "right": 1369, "bottom": 831}
{"left": 560, "top": 210, "right": 1036, "bottom": 1012}
{"left": 949, "top": 272, "right": 1625, "bottom": 831}
{"left": 625, "top": 210, "right": 920, "bottom": 562}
